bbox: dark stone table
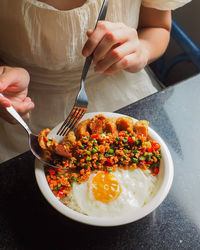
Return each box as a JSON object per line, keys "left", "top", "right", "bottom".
{"left": 1, "top": 74, "right": 200, "bottom": 250}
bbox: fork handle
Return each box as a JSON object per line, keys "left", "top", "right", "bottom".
{"left": 81, "top": 55, "right": 93, "bottom": 81}
{"left": 81, "top": 0, "right": 108, "bottom": 81}
{"left": 0, "top": 93, "right": 31, "bottom": 135}
{"left": 95, "top": 0, "right": 108, "bottom": 27}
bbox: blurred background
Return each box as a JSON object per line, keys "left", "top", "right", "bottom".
{"left": 150, "top": 0, "right": 200, "bottom": 87}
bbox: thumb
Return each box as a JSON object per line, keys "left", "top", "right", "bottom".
{"left": 0, "top": 94, "right": 11, "bottom": 108}
{"left": 0, "top": 66, "right": 30, "bottom": 93}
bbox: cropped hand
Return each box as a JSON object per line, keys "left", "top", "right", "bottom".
{"left": 0, "top": 66, "right": 34, "bottom": 124}
{"left": 82, "top": 21, "right": 149, "bottom": 75}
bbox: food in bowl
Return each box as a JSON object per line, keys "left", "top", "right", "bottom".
{"left": 38, "top": 114, "right": 162, "bottom": 218}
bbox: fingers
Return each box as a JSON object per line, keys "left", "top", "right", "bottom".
{"left": 93, "top": 28, "right": 136, "bottom": 65}
{"left": 0, "top": 66, "right": 30, "bottom": 93}
{"left": 94, "top": 41, "right": 137, "bottom": 73}
{"left": 86, "top": 29, "right": 93, "bottom": 37}
{"left": 92, "top": 31, "right": 127, "bottom": 64}
{"left": 0, "top": 96, "right": 34, "bottom": 124}
{"left": 104, "top": 51, "right": 148, "bottom": 75}
{"left": 83, "top": 21, "right": 136, "bottom": 58}
{"left": 0, "top": 95, "right": 11, "bottom": 108}
{"left": 0, "top": 66, "right": 34, "bottom": 124}
{"left": 82, "top": 21, "right": 146, "bottom": 75}
{"left": 15, "top": 97, "right": 35, "bottom": 115}
{"left": 104, "top": 54, "right": 135, "bottom": 75}
{"left": 82, "top": 21, "right": 115, "bottom": 57}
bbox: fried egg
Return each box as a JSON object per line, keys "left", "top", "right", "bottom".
{"left": 64, "top": 168, "right": 158, "bottom": 217}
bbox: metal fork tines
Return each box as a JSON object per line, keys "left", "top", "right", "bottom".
{"left": 57, "top": 75, "right": 89, "bottom": 136}
{"left": 57, "top": 106, "right": 87, "bottom": 136}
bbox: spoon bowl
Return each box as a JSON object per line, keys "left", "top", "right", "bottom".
{"left": 29, "top": 133, "right": 57, "bottom": 168}
{"left": 0, "top": 93, "right": 58, "bottom": 168}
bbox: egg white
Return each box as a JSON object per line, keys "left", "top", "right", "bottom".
{"left": 63, "top": 168, "right": 158, "bottom": 218}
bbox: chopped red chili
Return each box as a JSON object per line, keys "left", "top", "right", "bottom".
{"left": 49, "top": 169, "right": 55, "bottom": 175}
{"left": 119, "top": 132, "right": 126, "bottom": 137}
{"left": 128, "top": 137, "right": 134, "bottom": 143}
{"left": 58, "top": 190, "right": 64, "bottom": 198}
{"left": 154, "top": 167, "right": 159, "bottom": 175}
{"left": 152, "top": 142, "right": 160, "bottom": 150}
{"left": 91, "top": 134, "right": 98, "bottom": 139}
{"left": 106, "top": 158, "right": 113, "bottom": 165}
{"left": 147, "top": 147, "right": 153, "bottom": 152}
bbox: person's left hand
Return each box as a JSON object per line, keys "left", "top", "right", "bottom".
{"left": 82, "top": 21, "right": 149, "bottom": 75}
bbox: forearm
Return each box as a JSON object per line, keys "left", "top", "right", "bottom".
{"left": 138, "top": 26, "right": 170, "bottom": 64}
{"left": 138, "top": 6, "right": 171, "bottom": 64}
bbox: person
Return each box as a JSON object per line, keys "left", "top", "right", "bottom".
{"left": 0, "top": 0, "right": 191, "bottom": 163}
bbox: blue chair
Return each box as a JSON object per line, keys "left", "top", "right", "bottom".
{"left": 154, "top": 18, "right": 200, "bottom": 84}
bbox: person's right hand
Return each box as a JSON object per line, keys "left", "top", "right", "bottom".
{"left": 0, "top": 66, "right": 34, "bottom": 124}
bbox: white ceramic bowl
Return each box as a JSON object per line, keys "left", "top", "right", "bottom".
{"left": 35, "top": 112, "right": 174, "bottom": 227}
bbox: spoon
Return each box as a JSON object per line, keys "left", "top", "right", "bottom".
{"left": 0, "top": 93, "right": 59, "bottom": 168}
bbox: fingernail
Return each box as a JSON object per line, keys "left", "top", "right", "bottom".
{"left": 2, "top": 101, "right": 10, "bottom": 108}
{"left": 28, "top": 103, "right": 33, "bottom": 109}
{"left": 82, "top": 51, "right": 88, "bottom": 57}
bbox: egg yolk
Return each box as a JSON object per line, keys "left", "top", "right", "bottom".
{"left": 91, "top": 171, "right": 121, "bottom": 203}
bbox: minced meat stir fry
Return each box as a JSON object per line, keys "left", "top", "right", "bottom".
{"left": 38, "top": 114, "right": 162, "bottom": 199}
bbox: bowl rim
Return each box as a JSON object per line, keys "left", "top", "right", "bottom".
{"left": 34, "top": 112, "right": 174, "bottom": 227}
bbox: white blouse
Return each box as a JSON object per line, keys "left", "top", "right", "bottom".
{"left": 0, "top": 0, "right": 191, "bottom": 162}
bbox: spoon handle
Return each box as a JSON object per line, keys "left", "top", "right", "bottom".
{"left": 0, "top": 93, "right": 31, "bottom": 134}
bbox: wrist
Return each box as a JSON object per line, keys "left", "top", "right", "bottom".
{"left": 139, "top": 39, "right": 151, "bottom": 65}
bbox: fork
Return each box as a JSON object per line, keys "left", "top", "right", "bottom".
{"left": 56, "top": 0, "right": 108, "bottom": 136}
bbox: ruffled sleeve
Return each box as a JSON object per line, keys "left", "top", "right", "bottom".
{"left": 142, "top": 0, "right": 192, "bottom": 10}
